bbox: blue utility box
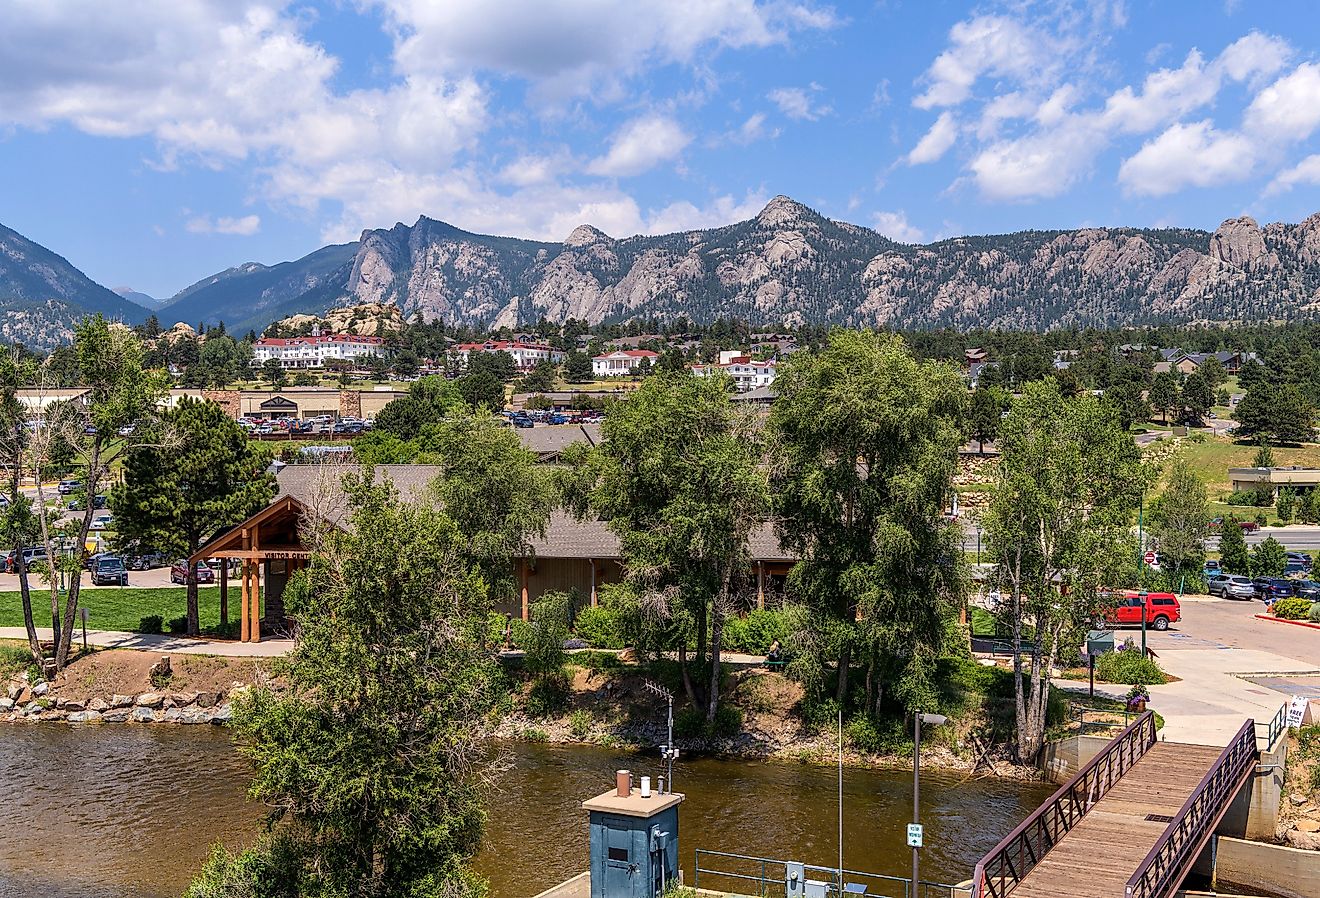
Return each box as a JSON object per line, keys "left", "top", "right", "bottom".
{"left": 583, "top": 785, "right": 683, "bottom": 898}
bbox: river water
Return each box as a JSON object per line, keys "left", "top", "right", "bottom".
{"left": 0, "top": 726, "right": 1052, "bottom": 898}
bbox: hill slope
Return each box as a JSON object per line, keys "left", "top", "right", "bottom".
{"left": 171, "top": 197, "right": 1320, "bottom": 333}
{"left": 0, "top": 223, "right": 147, "bottom": 346}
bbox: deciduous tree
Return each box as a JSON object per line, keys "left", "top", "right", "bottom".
{"left": 1218, "top": 516, "right": 1251, "bottom": 574}
{"left": 771, "top": 331, "right": 966, "bottom": 714}
{"left": 1150, "top": 459, "right": 1209, "bottom": 582}
{"left": 985, "top": 381, "right": 1149, "bottom": 762}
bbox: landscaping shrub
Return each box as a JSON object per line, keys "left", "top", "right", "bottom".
{"left": 0, "top": 643, "right": 30, "bottom": 677}
{"left": 722, "top": 609, "right": 789, "bottom": 655}
{"left": 167, "top": 616, "right": 188, "bottom": 635}
{"left": 569, "top": 709, "right": 592, "bottom": 739}
{"left": 526, "top": 672, "right": 571, "bottom": 718}
{"left": 1094, "top": 648, "right": 1168, "bottom": 685}
{"left": 573, "top": 605, "right": 626, "bottom": 648}
{"left": 674, "top": 704, "right": 742, "bottom": 740}
{"left": 524, "top": 592, "right": 571, "bottom": 678}
{"left": 844, "top": 715, "right": 911, "bottom": 756}
{"left": 138, "top": 615, "right": 164, "bottom": 634}
{"left": 1310, "top": 602, "right": 1320, "bottom": 623}
{"left": 1272, "top": 596, "right": 1312, "bottom": 620}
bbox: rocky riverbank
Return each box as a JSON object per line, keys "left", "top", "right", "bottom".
{"left": 1, "top": 645, "right": 267, "bottom": 726}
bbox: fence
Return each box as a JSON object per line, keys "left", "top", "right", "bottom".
{"left": 693, "top": 849, "right": 963, "bottom": 898}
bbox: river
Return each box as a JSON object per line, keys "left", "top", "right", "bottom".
{"left": 0, "top": 726, "right": 1053, "bottom": 898}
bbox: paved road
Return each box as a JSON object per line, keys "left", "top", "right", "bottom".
{"left": 963, "top": 522, "right": 1320, "bottom": 554}
{"left": 1060, "top": 593, "right": 1320, "bottom": 745}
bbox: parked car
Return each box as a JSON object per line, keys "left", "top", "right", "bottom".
{"left": 91, "top": 555, "right": 129, "bottom": 586}
{"left": 57, "top": 479, "right": 83, "bottom": 495}
{"left": 1294, "top": 580, "right": 1320, "bottom": 601}
{"left": 90, "top": 514, "right": 113, "bottom": 531}
{"left": 1106, "top": 591, "right": 1181, "bottom": 630}
{"left": 1287, "top": 551, "right": 1313, "bottom": 570}
{"left": 1202, "top": 559, "right": 1222, "bottom": 580}
{"left": 170, "top": 560, "right": 215, "bottom": 584}
{"left": 124, "top": 550, "right": 168, "bottom": 571}
{"left": 1252, "top": 577, "right": 1296, "bottom": 601}
{"left": 4, "top": 546, "right": 48, "bottom": 573}
{"left": 1209, "top": 574, "right": 1256, "bottom": 600}
{"left": 66, "top": 494, "right": 107, "bottom": 510}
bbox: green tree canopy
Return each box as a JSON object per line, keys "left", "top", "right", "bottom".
{"left": 1251, "top": 535, "right": 1287, "bottom": 577}
{"left": 1148, "top": 371, "right": 1179, "bottom": 425}
{"left": 374, "top": 376, "right": 463, "bottom": 440}
{"left": 113, "top": 398, "right": 275, "bottom": 634}
{"left": 770, "top": 330, "right": 966, "bottom": 713}
{"left": 563, "top": 350, "right": 594, "bottom": 383}
{"left": 1236, "top": 383, "right": 1316, "bottom": 444}
{"left": 1218, "top": 516, "right": 1251, "bottom": 574}
{"left": 985, "top": 380, "right": 1149, "bottom": 761}
{"left": 194, "top": 473, "right": 497, "bottom": 898}
{"left": 968, "top": 386, "right": 1008, "bottom": 452}
{"left": 565, "top": 371, "right": 769, "bottom": 721}
{"left": 1150, "top": 458, "right": 1209, "bottom": 579}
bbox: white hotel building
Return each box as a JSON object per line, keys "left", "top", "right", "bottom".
{"left": 252, "top": 334, "right": 386, "bottom": 369}
{"left": 691, "top": 354, "right": 778, "bottom": 392}
{"left": 451, "top": 340, "right": 565, "bottom": 371}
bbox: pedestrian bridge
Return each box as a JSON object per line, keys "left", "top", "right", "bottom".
{"left": 971, "top": 712, "right": 1262, "bottom": 898}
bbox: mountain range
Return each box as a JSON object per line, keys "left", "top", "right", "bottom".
{"left": 3, "top": 196, "right": 1320, "bottom": 349}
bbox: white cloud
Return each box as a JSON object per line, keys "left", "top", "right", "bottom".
{"left": 646, "top": 191, "right": 770, "bottom": 234}
{"left": 377, "top": 0, "right": 837, "bottom": 100}
{"left": 969, "top": 116, "right": 1105, "bottom": 200}
{"left": 768, "top": 84, "right": 831, "bottom": 121}
{"left": 1266, "top": 154, "right": 1320, "bottom": 195}
{"left": 907, "top": 112, "right": 958, "bottom": 165}
{"left": 735, "top": 112, "right": 777, "bottom": 143}
{"left": 586, "top": 114, "right": 691, "bottom": 177}
{"left": 1244, "top": 63, "right": 1320, "bottom": 142}
{"left": 871, "top": 210, "right": 925, "bottom": 243}
{"left": 915, "top": 15, "right": 1049, "bottom": 109}
{"left": 185, "top": 214, "right": 261, "bottom": 236}
{"left": 1118, "top": 120, "right": 1257, "bottom": 196}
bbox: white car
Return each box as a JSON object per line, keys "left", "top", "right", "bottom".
{"left": 90, "top": 514, "right": 113, "bottom": 531}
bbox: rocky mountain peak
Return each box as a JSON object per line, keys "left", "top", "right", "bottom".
{"left": 756, "top": 195, "right": 815, "bottom": 229}
{"left": 1209, "top": 215, "right": 1267, "bottom": 268}
{"left": 564, "top": 224, "right": 611, "bottom": 248}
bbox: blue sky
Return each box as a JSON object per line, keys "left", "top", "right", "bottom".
{"left": 2, "top": 1, "right": 1319, "bottom": 299}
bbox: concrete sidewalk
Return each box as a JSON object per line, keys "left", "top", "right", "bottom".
{"left": 0, "top": 626, "right": 292, "bottom": 657}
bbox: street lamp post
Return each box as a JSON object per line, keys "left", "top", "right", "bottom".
{"left": 912, "top": 711, "right": 947, "bottom": 897}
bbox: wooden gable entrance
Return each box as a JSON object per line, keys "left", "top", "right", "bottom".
{"left": 191, "top": 495, "right": 311, "bottom": 642}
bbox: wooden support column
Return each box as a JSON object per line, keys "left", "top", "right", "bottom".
{"left": 520, "top": 558, "right": 530, "bottom": 621}
{"left": 756, "top": 561, "right": 765, "bottom": 610}
{"left": 589, "top": 558, "right": 597, "bottom": 607}
{"left": 251, "top": 528, "right": 261, "bottom": 644}
{"left": 219, "top": 559, "right": 229, "bottom": 632}
{"left": 240, "top": 530, "right": 250, "bottom": 642}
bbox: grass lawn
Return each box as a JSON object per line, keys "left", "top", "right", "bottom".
{"left": 1176, "top": 435, "right": 1320, "bottom": 497}
{"left": 0, "top": 587, "right": 234, "bottom": 633}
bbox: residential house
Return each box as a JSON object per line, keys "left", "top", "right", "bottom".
{"left": 592, "top": 349, "right": 659, "bottom": 377}
{"left": 691, "top": 355, "right": 778, "bottom": 392}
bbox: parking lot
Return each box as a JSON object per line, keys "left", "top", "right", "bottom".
{"left": 0, "top": 563, "right": 210, "bottom": 592}
{"left": 1144, "top": 592, "right": 1320, "bottom": 666}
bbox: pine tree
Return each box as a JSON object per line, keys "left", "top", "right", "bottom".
{"left": 1219, "top": 516, "right": 1250, "bottom": 575}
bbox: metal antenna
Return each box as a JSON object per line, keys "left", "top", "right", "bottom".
{"left": 643, "top": 680, "right": 678, "bottom": 792}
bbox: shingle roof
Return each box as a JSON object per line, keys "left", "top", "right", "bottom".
{"left": 515, "top": 424, "right": 602, "bottom": 457}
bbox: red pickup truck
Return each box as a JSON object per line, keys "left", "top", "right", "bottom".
{"left": 1106, "top": 590, "right": 1181, "bottom": 631}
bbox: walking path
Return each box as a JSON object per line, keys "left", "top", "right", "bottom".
{"left": 0, "top": 626, "right": 292, "bottom": 657}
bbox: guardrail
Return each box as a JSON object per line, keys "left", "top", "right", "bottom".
{"left": 971, "top": 711, "right": 1158, "bottom": 898}
{"left": 693, "top": 849, "right": 960, "bottom": 898}
{"left": 1255, "top": 703, "right": 1287, "bottom": 751}
{"left": 1123, "top": 718, "right": 1257, "bottom": 898}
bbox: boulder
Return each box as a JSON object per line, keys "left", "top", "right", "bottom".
{"left": 135, "top": 692, "right": 165, "bottom": 709}
{"left": 180, "top": 709, "right": 211, "bottom": 725}
{"left": 1295, "top": 818, "right": 1320, "bottom": 834}
{"left": 6, "top": 683, "right": 20, "bottom": 700}
{"left": 14, "top": 686, "right": 30, "bottom": 704}
{"left": 67, "top": 710, "right": 103, "bottom": 724}
{"left": 162, "top": 707, "right": 183, "bottom": 723}
{"left": 1286, "top": 829, "right": 1320, "bottom": 850}
{"left": 211, "top": 703, "right": 233, "bottom": 724}
{"left": 87, "top": 698, "right": 109, "bottom": 713}
{"left": 1292, "top": 793, "right": 1309, "bottom": 806}
{"left": 194, "top": 691, "right": 219, "bottom": 708}
{"left": 171, "top": 692, "right": 197, "bottom": 707}
{"left": 0, "top": 698, "right": 12, "bottom": 712}
{"left": 55, "top": 698, "right": 85, "bottom": 712}
{"left": 102, "top": 710, "right": 131, "bottom": 723}
{"left": 31, "top": 681, "right": 49, "bottom": 697}
{"left": 129, "top": 707, "right": 157, "bottom": 723}
{"left": 110, "top": 694, "right": 135, "bottom": 708}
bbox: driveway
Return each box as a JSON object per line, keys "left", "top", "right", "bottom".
{"left": 1065, "top": 593, "right": 1320, "bottom": 746}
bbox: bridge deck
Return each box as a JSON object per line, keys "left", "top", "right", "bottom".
{"left": 1011, "top": 742, "right": 1224, "bottom": 898}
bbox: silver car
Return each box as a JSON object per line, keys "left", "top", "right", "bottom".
{"left": 1210, "top": 574, "right": 1255, "bottom": 600}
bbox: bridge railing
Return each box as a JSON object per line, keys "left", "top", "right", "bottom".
{"left": 1123, "top": 718, "right": 1258, "bottom": 898}
{"left": 970, "top": 710, "right": 1158, "bottom": 898}
{"left": 1255, "top": 703, "right": 1287, "bottom": 751}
